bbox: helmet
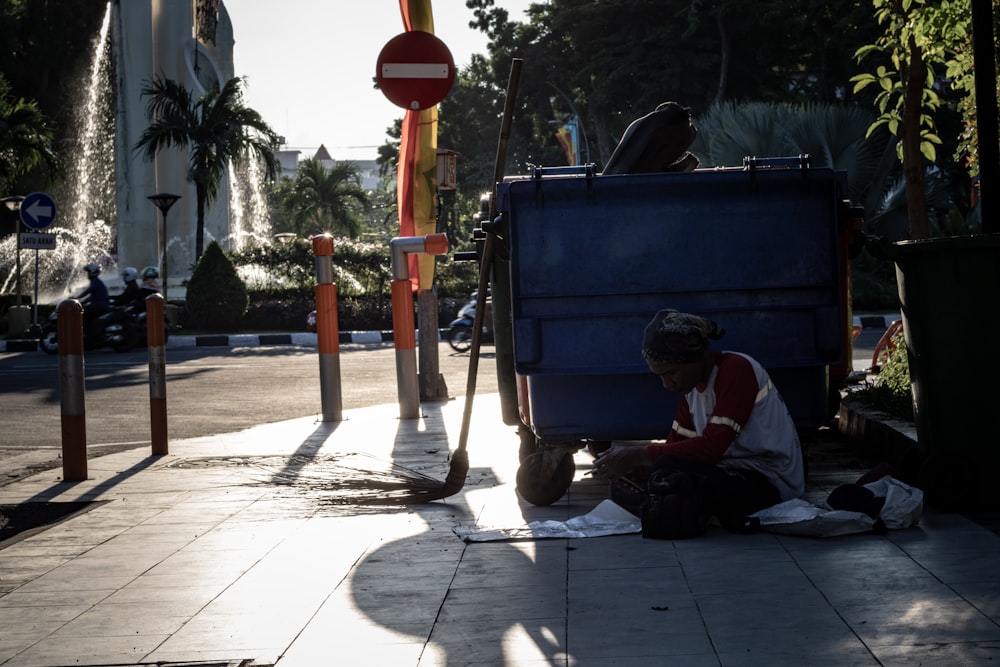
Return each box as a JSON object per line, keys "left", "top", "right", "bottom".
{"left": 141, "top": 266, "right": 159, "bottom": 279}
{"left": 122, "top": 267, "right": 138, "bottom": 283}
{"left": 84, "top": 263, "right": 101, "bottom": 278}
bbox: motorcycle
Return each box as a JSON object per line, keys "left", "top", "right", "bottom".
{"left": 447, "top": 292, "right": 493, "bottom": 353}
{"left": 38, "top": 304, "right": 139, "bottom": 355}
{"left": 132, "top": 309, "right": 171, "bottom": 347}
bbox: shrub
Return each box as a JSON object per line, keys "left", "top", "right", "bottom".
{"left": 241, "top": 288, "right": 314, "bottom": 331}
{"left": 230, "top": 235, "right": 394, "bottom": 298}
{"left": 850, "top": 330, "right": 914, "bottom": 421}
{"left": 185, "top": 241, "right": 249, "bottom": 332}
{"left": 230, "top": 238, "right": 316, "bottom": 290}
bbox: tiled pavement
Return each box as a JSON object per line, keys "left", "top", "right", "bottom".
{"left": 0, "top": 389, "right": 998, "bottom": 666}
{"left": 1, "top": 313, "right": 999, "bottom": 666}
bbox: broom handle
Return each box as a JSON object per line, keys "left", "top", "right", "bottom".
{"left": 456, "top": 58, "right": 522, "bottom": 456}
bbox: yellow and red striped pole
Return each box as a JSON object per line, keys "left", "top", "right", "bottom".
{"left": 312, "top": 234, "right": 342, "bottom": 422}
{"left": 57, "top": 299, "right": 87, "bottom": 481}
{"left": 389, "top": 233, "right": 449, "bottom": 419}
{"left": 146, "top": 293, "right": 168, "bottom": 455}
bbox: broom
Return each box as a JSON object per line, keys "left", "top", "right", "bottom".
{"left": 426, "top": 57, "right": 523, "bottom": 501}
{"left": 289, "top": 59, "right": 524, "bottom": 505}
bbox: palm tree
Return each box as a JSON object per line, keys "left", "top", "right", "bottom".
{"left": 278, "top": 157, "right": 370, "bottom": 238}
{"left": 688, "top": 100, "right": 934, "bottom": 236}
{"left": 0, "top": 74, "right": 58, "bottom": 193}
{"left": 134, "top": 75, "right": 279, "bottom": 260}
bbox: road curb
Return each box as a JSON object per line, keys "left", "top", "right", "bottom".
{"left": 0, "top": 329, "right": 451, "bottom": 352}
{"left": 0, "top": 316, "right": 900, "bottom": 353}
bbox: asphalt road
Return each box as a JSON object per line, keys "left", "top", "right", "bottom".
{"left": 0, "top": 340, "right": 499, "bottom": 484}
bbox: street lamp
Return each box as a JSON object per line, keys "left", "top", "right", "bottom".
{"left": 2, "top": 196, "right": 25, "bottom": 307}
{"left": 147, "top": 193, "right": 180, "bottom": 303}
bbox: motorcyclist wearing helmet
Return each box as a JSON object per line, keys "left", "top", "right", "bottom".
{"left": 136, "top": 266, "right": 161, "bottom": 313}
{"left": 112, "top": 267, "right": 141, "bottom": 309}
{"left": 76, "top": 262, "right": 111, "bottom": 336}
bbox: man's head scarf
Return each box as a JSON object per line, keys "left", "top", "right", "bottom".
{"left": 642, "top": 309, "right": 724, "bottom": 364}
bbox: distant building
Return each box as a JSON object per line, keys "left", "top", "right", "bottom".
{"left": 274, "top": 149, "right": 301, "bottom": 181}
{"left": 275, "top": 144, "right": 383, "bottom": 192}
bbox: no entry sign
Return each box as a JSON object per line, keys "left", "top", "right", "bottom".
{"left": 376, "top": 31, "right": 455, "bottom": 110}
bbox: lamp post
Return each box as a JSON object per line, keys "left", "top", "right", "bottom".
{"left": 2, "top": 196, "right": 25, "bottom": 306}
{"left": 147, "top": 193, "right": 180, "bottom": 303}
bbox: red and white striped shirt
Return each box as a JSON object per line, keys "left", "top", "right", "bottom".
{"left": 647, "top": 351, "right": 805, "bottom": 500}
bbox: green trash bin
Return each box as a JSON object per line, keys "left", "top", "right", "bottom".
{"left": 882, "top": 234, "right": 1000, "bottom": 510}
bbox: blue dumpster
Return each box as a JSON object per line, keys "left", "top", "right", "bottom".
{"left": 495, "top": 161, "right": 851, "bottom": 456}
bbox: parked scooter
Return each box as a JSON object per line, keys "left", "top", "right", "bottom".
{"left": 447, "top": 292, "right": 493, "bottom": 352}
{"left": 38, "top": 304, "right": 139, "bottom": 354}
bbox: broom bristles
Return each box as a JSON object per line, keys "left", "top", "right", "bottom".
{"left": 257, "top": 452, "right": 467, "bottom": 505}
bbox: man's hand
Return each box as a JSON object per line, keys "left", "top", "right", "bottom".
{"left": 591, "top": 444, "right": 649, "bottom": 480}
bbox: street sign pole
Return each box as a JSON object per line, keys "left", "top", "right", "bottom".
{"left": 15, "top": 217, "right": 21, "bottom": 307}
{"left": 15, "top": 232, "right": 57, "bottom": 332}
{"left": 17, "top": 193, "right": 57, "bottom": 328}
{"left": 32, "top": 247, "right": 39, "bottom": 330}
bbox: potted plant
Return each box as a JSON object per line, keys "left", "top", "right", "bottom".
{"left": 852, "top": 0, "right": 1000, "bottom": 510}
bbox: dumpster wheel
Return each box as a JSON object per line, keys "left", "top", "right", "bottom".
{"left": 516, "top": 448, "right": 577, "bottom": 506}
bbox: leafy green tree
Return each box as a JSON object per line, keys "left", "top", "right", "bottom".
{"left": 134, "top": 75, "right": 280, "bottom": 260}
{"left": 0, "top": 73, "right": 58, "bottom": 194}
{"left": 851, "top": 0, "right": 971, "bottom": 239}
{"left": 461, "top": 0, "right": 880, "bottom": 168}
{"left": 0, "top": 0, "right": 107, "bottom": 140}
{"left": 943, "top": 0, "right": 1000, "bottom": 180}
{"left": 375, "top": 0, "right": 886, "bottom": 234}
{"left": 277, "top": 157, "right": 370, "bottom": 238}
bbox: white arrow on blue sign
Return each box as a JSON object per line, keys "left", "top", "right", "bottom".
{"left": 19, "top": 191, "right": 57, "bottom": 230}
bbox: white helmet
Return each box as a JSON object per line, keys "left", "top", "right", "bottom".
{"left": 122, "top": 267, "right": 138, "bottom": 283}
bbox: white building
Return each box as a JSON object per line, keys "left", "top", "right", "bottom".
{"left": 276, "top": 145, "right": 382, "bottom": 192}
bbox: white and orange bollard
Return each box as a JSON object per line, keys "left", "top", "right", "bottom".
{"left": 146, "top": 293, "right": 168, "bottom": 455}
{"left": 312, "top": 234, "right": 343, "bottom": 422}
{"left": 57, "top": 299, "right": 87, "bottom": 481}
{"left": 389, "top": 233, "right": 449, "bottom": 419}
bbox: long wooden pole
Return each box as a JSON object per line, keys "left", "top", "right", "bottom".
{"left": 972, "top": 0, "right": 999, "bottom": 234}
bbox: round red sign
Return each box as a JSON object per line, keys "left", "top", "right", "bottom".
{"left": 376, "top": 31, "right": 455, "bottom": 110}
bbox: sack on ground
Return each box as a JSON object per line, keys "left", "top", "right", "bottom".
{"left": 640, "top": 469, "right": 709, "bottom": 539}
{"left": 750, "top": 476, "right": 923, "bottom": 538}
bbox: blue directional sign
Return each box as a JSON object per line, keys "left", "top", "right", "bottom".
{"left": 19, "top": 192, "right": 57, "bottom": 230}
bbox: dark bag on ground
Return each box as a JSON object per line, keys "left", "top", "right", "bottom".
{"left": 640, "top": 469, "right": 709, "bottom": 539}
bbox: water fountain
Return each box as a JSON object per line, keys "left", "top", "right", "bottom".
{"left": 0, "top": 3, "right": 118, "bottom": 319}
{"left": 1, "top": 0, "right": 270, "bottom": 312}
{"left": 227, "top": 157, "right": 272, "bottom": 249}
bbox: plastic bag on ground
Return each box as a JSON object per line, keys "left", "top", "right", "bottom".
{"left": 751, "top": 476, "right": 922, "bottom": 537}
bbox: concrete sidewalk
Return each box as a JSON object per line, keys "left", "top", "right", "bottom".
{"left": 1, "top": 390, "right": 999, "bottom": 666}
